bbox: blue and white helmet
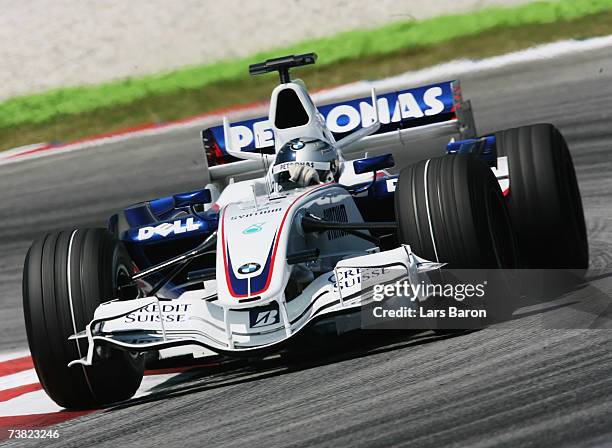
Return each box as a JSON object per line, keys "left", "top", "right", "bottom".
{"left": 272, "top": 138, "right": 339, "bottom": 189}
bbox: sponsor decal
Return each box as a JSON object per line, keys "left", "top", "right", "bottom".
{"left": 249, "top": 303, "right": 281, "bottom": 328}
{"left": 328, "top": 269, "right": 361, "bottom": 290}
{"left": 237, "top": 262, "right": 261, "bottom": 275}
{"left": 386, "top": 178, "right": 398, "bottom": 193}
{"left": 125, "top": 303, "right": 191, "bottom": 323}
{"left": 242, "top": 223, "right": 264, "bottom": 234}
{"left": 327, "top": 86, "right": 445, "bottom": 132}
{"left": 137, "top": 217, "right": 201, "bottom": 241}
{"left": 230, "top": 208, "right": 282, "bottom": 221}
{"left": 328, "top": 268, "right": 389, "bottom": 290}
{"left": 272, "top": 161, "right": 330, "bottom": 174}
{"left": 214, "top": 83, "right": 452, "bottom": 152}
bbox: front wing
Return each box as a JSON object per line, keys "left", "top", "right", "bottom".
{"left": 69, "top": 246, "right": 438, "bottom": 367}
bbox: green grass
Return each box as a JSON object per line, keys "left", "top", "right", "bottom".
{"left": 2, "top": 0, "right": 612, "bottom": 150}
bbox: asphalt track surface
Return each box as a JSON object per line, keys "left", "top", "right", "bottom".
{"left": 1, "top": 46, "right": 612, "bottom": 447}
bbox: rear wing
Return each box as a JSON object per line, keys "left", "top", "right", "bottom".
{"left": 202, "top": 80, "right": 476, "bottom": 182}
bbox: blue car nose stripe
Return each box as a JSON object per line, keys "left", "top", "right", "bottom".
{"left": 226, "top": 233, "right": 276, "bottom": 297}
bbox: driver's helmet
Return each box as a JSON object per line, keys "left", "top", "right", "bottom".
{"left": 272, "top": 138, "right": 339, "bottom": 190}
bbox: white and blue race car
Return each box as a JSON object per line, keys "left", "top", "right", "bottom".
{"left": 22, "top": 53, "right": 588, "bottom": 409}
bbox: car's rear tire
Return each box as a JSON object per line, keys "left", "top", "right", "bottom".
{"left": 395, "top": 155, "right": 519, "bottom": 326}
{"left": 495, "top": 124, "right": 588, "bottom": 270}
{"left": 23, "top": 229, "right": 144, "bottom": 409}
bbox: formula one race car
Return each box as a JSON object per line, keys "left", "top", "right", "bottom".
{"left": 22, "top": 53, "right": 588, "bottom": 409}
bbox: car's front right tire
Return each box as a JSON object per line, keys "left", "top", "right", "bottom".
{"left": 394, "top": 154, "right": 519, "bottom": 327}
{"left": 23, "top": 228, "right": 144, "bottom": 409}
{"left": 395, "top": 154, "right": 518, "bottom": 270}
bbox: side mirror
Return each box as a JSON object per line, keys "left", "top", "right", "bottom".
{"left": 173, "top": 189, "right": 212, "bottom": 208}
{"left": 353, "top": 154, "right": 395, "bottom": 175}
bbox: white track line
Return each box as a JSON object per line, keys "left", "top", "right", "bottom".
{"left": 0, "top": 366, "right": 190, "bottom": 417}
{"left": 0, "top": 351, "right": 30, "bottom": 364}
{"left": 0, "top": 389, "right": 64, "bottom": 417}
{"left": 0, "top": 369, "right": 38, "bottom": 392}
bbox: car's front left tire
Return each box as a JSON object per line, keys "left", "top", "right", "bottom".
{"left": 23, "top": 228, "right": 144, "bottom": 409}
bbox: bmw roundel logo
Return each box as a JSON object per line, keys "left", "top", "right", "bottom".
{"left": 238, "top": 262, "right": 261, "bottom": 275}
{"left": 291, "top": 141, "right": 305, "bottom": 150}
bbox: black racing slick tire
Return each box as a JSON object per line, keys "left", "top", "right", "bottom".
{"left": 395, "top": 154, "right": 518, "bottom": 270}
{"left": 395, "top": 155, "right": 519, "bottom": 326}
{"left": 495, "top": 123, "right": 588, "bottom": 270}
{"left": 23, "top": 229, "right": 144, "bottom": 409}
